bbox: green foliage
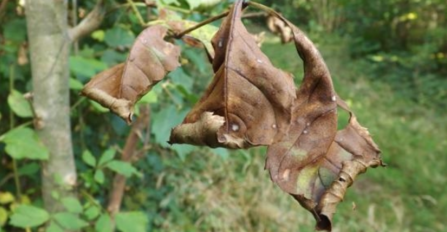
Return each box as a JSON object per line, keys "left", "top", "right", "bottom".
{"left": 106, "top": 161, "right": 140, "bottom": 178}
{"left": 52, "top": 212, "right": 88, "bottom": 230}
{"left": 9, "top": 205, "right": 49, "bottom": 228}
{"left": 61, "top": 197, "right": 83, "bottom": 214}
{"left": 115, "top": 211, "right": 148, "bottom": 232}
{"left": 7, "top": 90, "right": 32, "bottom": 118}
{"left": 0, "top": 127, "right": 49, "bottom": 160}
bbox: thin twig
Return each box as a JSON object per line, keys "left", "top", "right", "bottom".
{"left": 173, "top": 11, "right": 229, "bottom": 38}
{"left": 127, "top": 0, "right": 146, "bottom": 26}
{"left": 0, "top": 0, "right": 9, "bottom": 21}
{"left": 107, "top": 105, "right": 151, "bottom": 217}
{"left": 68, "top": 0, "right": 105, "bottom": 42}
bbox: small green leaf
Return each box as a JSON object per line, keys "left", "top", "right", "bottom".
{"left": 61, "top": 197, "right": 83, "bottom": 214}
{"left": 53, "top": 212, "right": 88, "bottom": 230}
{"left": 104, "top": 27, "right": 135, "bottom": 48}
{"left": 9, "top": 205, "right": 50, "bottom": 228}
{"left": 91, "top": 30, "right": 105, "bottom": 41}
{"left": 115, "top": 211, "right": 148, "bottom": 232}
{"left": 89, "top": 100, "right": 109, "bottom": 113}
{"left": 0, "top": 207, "right": 8, "bottom": 226}
{"left": 69, "top": 78, "right": 84, "bottom": 90}
{"left": 0, "top": 127, "right": 49, "bottom": 160}
{"left": 94, "top": 170, "right": 105, "bottom": 184}
{"left": 46, "top": 222, "right": 64, "bottom": 232}
{"left": 82, "top": 150, "right": 96, "bottom": 167}
{"left": 18, "top": 162, "right": 40, "bottom": 176}
{"left": 106, "top": 161, "right": 139, "bottom": 178}
{"left": 98, "top": 149, "right": 116, "bottom": 166}
{"left": 84, "top": 205, "right": 100, "bottom": 220}
{"left": 138, "top": 91, "right": 158, "bottom": 104}
{"left": 95, "top": 214, "right": 113, "bottom": 232}
{"left": 0, "top": 192, "right": 15, "bottom": 204}
{"left": 69, "top": 56, "right": 108, "bottom": 78}
{"left": 7, "top": 90, "right": 32, "bottom": 118}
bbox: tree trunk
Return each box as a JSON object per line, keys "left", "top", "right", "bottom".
{"left": 25, "top": 0, "right": 77, "bottom": 214}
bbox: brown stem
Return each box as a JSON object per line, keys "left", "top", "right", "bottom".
{"left": 107, "top": 105, "right": 151, "bottom": 216}
{"left": 0, "top": 0, "right": 9, "bottom": 21}
{"left": 68, "top": 0, "right": 105, "bottom": 42}
{"left": 173, "top": 11, "right": 229, "bottom": 39}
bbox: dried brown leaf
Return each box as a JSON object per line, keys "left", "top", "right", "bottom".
{"left": 169, "top": 0, "right": 296, "bottom": 148}
{"left": 263, "top": 14, "right": 383, "bottom": 231}
{"left": 82, "top": 25, "right": 180, "bottom": 123}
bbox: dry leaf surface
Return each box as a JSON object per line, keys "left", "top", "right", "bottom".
{"left": 82, "top": 25, "right": 180, "bottom": 123}
{"left": 169, "top": 1, "right": 296, "bottom": 148}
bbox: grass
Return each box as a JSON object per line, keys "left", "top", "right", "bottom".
{"left": 138, "top": 32, "right": 446, "bottom": 232}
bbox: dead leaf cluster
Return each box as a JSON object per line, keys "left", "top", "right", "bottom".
{"left": 82, "top": 1, "right": 383, "bottom": 230}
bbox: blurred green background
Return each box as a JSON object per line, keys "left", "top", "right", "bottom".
{"left": 0, "top": 0, "right": 446, "bottom": 231}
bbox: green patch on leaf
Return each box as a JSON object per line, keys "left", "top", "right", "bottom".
{"left": 0, "top": 207, "right": 8, "bottom": 226}
{"left": 9, "top": 205, "right": 49, "bottom": 228}
{"left": 104, "top": 27, "right": 135, "bottom": 48}
{"left": 115, "top": 211, "right": 148, "bottom": 232}
{"left": 84, "top": 205, "right": 100, "bottom": 220}
{"left": 8, "top": 90, "right": 32, "bottom": 118}
{"left": 94, "top": 170, "right": 105, "bottom": 184}
{"left": 61, "top": 197, "right": 83, "bottom": 214}
{"left": 106, "top": 161, "right": 139, "bottom": 178}
{"left": 69, "top": 56, "right": 108, "bottom": 78}
{"left": 95, "top": 214, "right": 113, "bottom": 232}
{"left": 82, "top": 150, "right": 96, "bottom": 167}
{"left": 98, "top": 149, "right": 116, "bottom": 166}
{"left": 53, "top": 212, "right": 88, "bottom": 230}
{"left": 0, "top": 127, "right": 49, "bottom": 160}
{"left": 46, "top": 222, "right": 64, "bottom": 232}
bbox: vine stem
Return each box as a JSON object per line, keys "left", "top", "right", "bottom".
{"left": 9, "top": 64, "right": 22, "bottom": 202}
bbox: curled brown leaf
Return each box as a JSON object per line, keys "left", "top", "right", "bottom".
{"left": 82, "top": 25, "right": 180, "bottom": 123}
{"left": 170, "top": 0, "right": 296, "bottom": 148}
{"left": 262, "top": 12, "right": 383, "bottom": 231}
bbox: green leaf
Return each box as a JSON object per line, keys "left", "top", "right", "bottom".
{"left": 46, "top": 222, "right": 64, "bottom": 232}
{"left": 94, "top": 170, "right": 105, "bottom": 184}
{"left": 0, "top": 207, "right": 8, "bottom": 226}
{"left": 69, "top": 78, "right": 84, "bottom": 90}
{"left": 18, "top": 162, "right": 40, "bottom": 176}
{"left": 95, "top": 214, "right": 113, "bottom": 232}
{"left": 104, "top": 27, "right": 135, "bottom": 48}
{"left": 101, "top": 49, "right": 127, "bottom": 66}
{"left": 98, "top": 149, "right": 116, "bottom": 166}
{"left": 115, "top": 211, "right": 148, "bottom": 232}
{"left": 7, "top": 90, "right": 32, "bottom": 118}
{"left": 69, "top": 56, "right": 108, "bottom": 78}
{"left": 0, "top": 192, "right": 15, "bottom": 204}
{"left": 82, "top": 150, "right": 96, "bottom": 167}
{"left": 0, "top": 127, "right": 49, "bottom": 160}
{"left": 61, "top": 197, "right": 83, "bottom": 214}
{"left": 152, "top": 105, "right": 188, "bottom": 147}
{"left": 9, "top": 205, "right": 50, "bottom": 228}
{"left": 84, "top": 205, "right": 100, "bottom": 220}
{"left": 3, "top": 19, "right": 26, "bottom": 42}
{"left": 89, "top": 100, "right": 109, "bottom": 113}
{"left": 138, "top": 91, "right": 158, "bottom": 104}
{"left": 91, "top": 30, "right": 105, "bottom": 41}
{"left": 53, "top": 212, "right": 88, "bottom": 230}
{"left": 106, "top": 161, "right": 138, "bottom": 178}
